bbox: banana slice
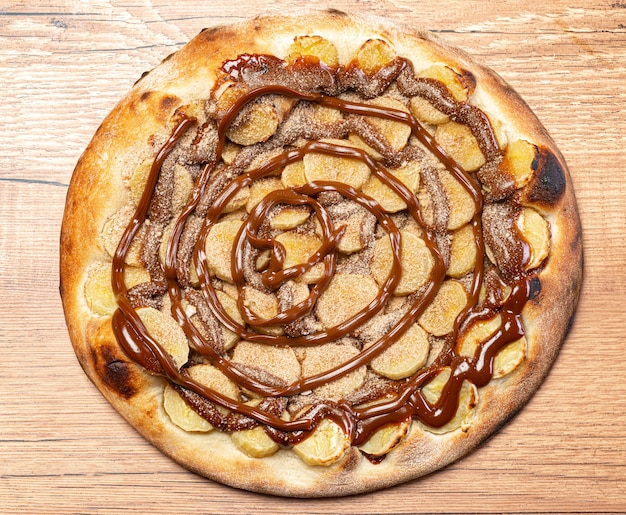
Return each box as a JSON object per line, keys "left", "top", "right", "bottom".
{"left": 303, "top": 138, "right": 371, "bottom": 190}
{"left": 281, "top": 160, "right": 307, "bottom": 188}
{"left": 163, "top": 383, "right": 213, "bottom": 432}
{"left": 100, "top": 205, "right": 145, "bottom": 266}
{"left": 409, "top": 95, "right": 450, "bottom": 125}
{"left": 286, "top": 35, "right": 339, "bottom": 68}
{"left": 371, "top": 231, "right": 435, "bottom": 296}
{"left": 136, "top": 306, "right": 189, "bottom": 369}
{"left": 127, "top": 158, "right": 152, "bottom": 205}
{"left": 493, "top": 336, "right": 527, "bottom": 378}
{"left": 226, "top": 101, "right": 281, "bottom": 146}
{"left": 221, "top": 141, "right": 241, "bottom": 165}
{"left": 447, "top": 223, "right": 478, "bottom": 278}
{"left": 204, "top": 219, "right": 243, "bottom": 283}
{"left": 215, "top": 290, "right": 243, "bottom": 350}
{"left": 231, "top": 340, "right": 301, "bottom": 386}
{"left": 241, "top": 286, "right": 279, "bottom": 322}
{"left": 355, "top": 38, "right": 396, "bottom": 74}
{"left": 246, "top": 177, "right": 283, "bottom": 213}
{"left": 301, "top": 343, "right": 367, "bottom": 401}
{"left": 456, "top": 315, "right": 502, "bottom": 358}
{"left": 358, "top": 418, "right": 411, "bottom": 457}
{"left": 439, "top": 169, "right": 476, "bottom": 230}
{"left": 417, "top": 65, "right": 470, "bottom": 102}
{"left": 293, "top": 417, "right": 351, "bottom": 466}
{"left": 222, "top": 185, "right": 250, "bottom": 214}
{"left": 84, "top": 262, "right": 150, "bottom": 316}
{"left": 435, "top": 121, "right": 486, "bottom": 172}
{"left": 369, "top": 323, "right": 430, "bottom": 380}
{"left": 315, "top": 273, "right": 379, "bottom": 329}
{"left": 418, "top": 280, "right": 468, "bottom": 336}
{"left": 517, "top": 207, "right": 550, "bottom": 271}
{"left": 187, "top": 363, "right": 241, "bottom": 416}
{"left": 501, "top": 139, "right": 538, "bottom": 189}
{"left": 171, "top": 163, "right": 194, "bottom": 215}
{"left": 270, "top": 206, "right": 310, "bottom": 230}
{"left": 275, "top": 230, "right": 324, "bottom": 284}
{"left": 231, "top": 425, "right": 280, "bottom": 458}
{"left": 215, "top": 82, "right": 248, "bottom": 115}
{"left": 420, "top": 367, "right": 478, "bottom": 434}
{"left": 361, "top": 160, "right": 421, "bottom": 213}
{"left": 361, "top": 97, "right": 412, "bottom": 152}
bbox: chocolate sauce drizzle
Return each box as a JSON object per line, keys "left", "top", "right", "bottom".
{"left": 111, "top": 54, "right": 532, "bottom": 450}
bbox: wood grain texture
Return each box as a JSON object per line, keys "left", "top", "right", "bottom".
{"left": 1, "top": 0, "right": 625, "bottom": 513}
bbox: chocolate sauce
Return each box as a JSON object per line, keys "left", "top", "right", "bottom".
{"left": 111, "top": 52, "right": 532, "bottom": 451}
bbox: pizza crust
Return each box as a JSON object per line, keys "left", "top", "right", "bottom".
{"left": 60, "top": 9, "right": 582, "bottom": 497}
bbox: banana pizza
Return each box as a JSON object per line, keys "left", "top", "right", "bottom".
{"left": 60, "top": 10, "right": 583, "bottom": 497}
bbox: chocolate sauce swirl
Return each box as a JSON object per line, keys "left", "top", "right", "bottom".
{"left": 111, "top": 53, "right": 532, "bottom": 452}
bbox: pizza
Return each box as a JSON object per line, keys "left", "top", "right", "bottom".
{"left": 60, "top": 10, "right": 583, "bottom": 497}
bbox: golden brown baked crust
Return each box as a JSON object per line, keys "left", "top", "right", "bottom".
{"left": 60, "top": 10, "right": 582, "bottom": 497}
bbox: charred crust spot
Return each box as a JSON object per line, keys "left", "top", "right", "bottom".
{"left": 160, "top": 94, "right": 178, "bottom": 111}
{"left": 93, "top": 344, "right": 138, "bottom": 399}
{"left": 134, "top": 70, "right": 151, "bottom": 86}
{"left": 327, "top": 8, "right": 348, "bottom": 16}
{"left": 140, "top": 90, "right": 152, "bottom": 103}
{"left": 527, "top": 149, "right": 566, "bottom": 205}
{"left": 528, "top": 276, "right": 542, "bottom": 300}
{"left": 162, "top": 51, "right": 177, "bottom": 62}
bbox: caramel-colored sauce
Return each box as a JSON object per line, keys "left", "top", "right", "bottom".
{"left": 111, "top": 54, "right": 532, "bottom": 451}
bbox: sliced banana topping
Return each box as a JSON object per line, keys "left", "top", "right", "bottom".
{"left": 246, "top": 177, "right": 283, "bottom": 213}
{"left": 163, "top": 383, "right": 213, "bottom": 432}
{"left": 360, "top": 96, "right": 412, "bottom": 152}
{"left": 439, "top": 169, "right": 476, "bottom": 230}
{"left": 204, "top": 219, "right": 243, "bottom": 282}
{"left": 358, "top": 418, "right": 411, "bottom": 457}
{"left": 241, "top": 286, "right": 282, "bottom": 335}
{"left": 187, "top": 363, "right": 241, "bottom": 416}
{"left": 417, "top": 65, "right": 469, "bottom": 102}
{"left": 231, "top": 340, "right": 301, "bottom": 386}
{"left": 418, "top": 280, "right": 468, "bottom": 336}
{"left": 517, "top": 207, "right": 550, "bottom": 271}
{"left": 457, "top": 315, "right": 502, "bottom": 358}
{"left": 421, "top": 368, "right": 478, "bottom": 434}
{"left": 410, "top": 95, "right": 450, "bottom": 125}
{"left": 361, "top": 160, "right": 420, "bottom": 213}
{"left": 303, "top": 138, "right": 371, "bottom": 190}
{"left": 369, "top": 323, "right": 430, "bottom": 380}
{"left": 215, "top": 290, "right": 243, "bottom": 350}
{"left": 301, "top": 343, "right": 366, "bottom": 401}
{"left": 274, "top": 230, "right": 324, "bottom": 283}
{"left": 293, "top": 417, "right": 350, "bottom": 466}
{"left": 447, "top": 223, "right": 478, "bottom": 278}
{"left": 501, "top": 139, "right": 538, "bottom": 189}
{"left": 100, "top": 205, "right": 145, "bottom": 267}
{"left": 136, "top": 307, "right": 189, "bottom": 369}
{"left": 355, "top": 38, "right": 396, "bottom": 74}
{"left": 84, "top": 262, "right": 149, "bottom": 316}
{"left": 231, "top": 424, "right": 280, "bottom": 458}
{"left": 493, "top": 336, "right": 527, "bottom": 378}
{"left": 286, "top": 35, "right": 339, "bottom": 68}
{"left": 435, "top": 121, "right": 486, "bottom": 172}
{"left": 315, "top": 273, "right": 379, "bottom": 328}
{"left": 226, "top": 101, "right": 281, "bottom": 146}
{"left": 270, "top": 206, "right": 310, "bottom": 230}
{"left": 281, "top": 160, "right": 307, "bottom": 188}
{"left": 371, "top": 230, "right": 435, "bottom": 296}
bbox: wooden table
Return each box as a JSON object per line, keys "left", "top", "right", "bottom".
{"left": 2, "top": 1, "right": 625, "bottom": 513}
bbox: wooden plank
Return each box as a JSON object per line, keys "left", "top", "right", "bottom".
{"left": 1, "top": 0, "right": 625, "bottom": 513}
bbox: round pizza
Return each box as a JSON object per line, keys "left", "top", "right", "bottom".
{"left": 60, "top": 10, "right": 583, "bottom": 497}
